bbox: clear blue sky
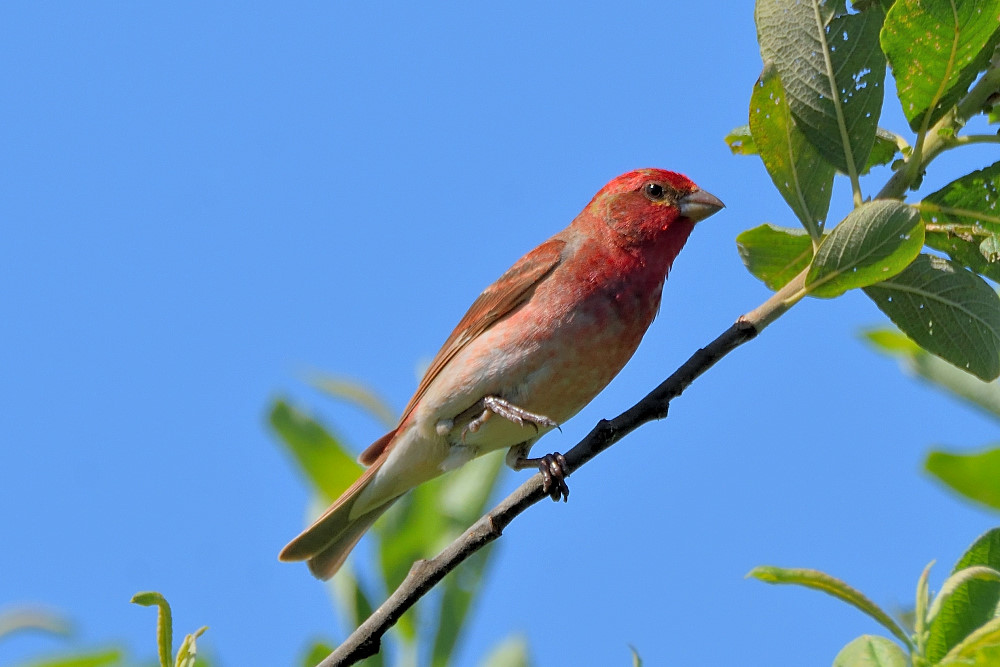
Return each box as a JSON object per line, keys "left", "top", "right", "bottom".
{"left": 3, "top": 4, "right": 998, "bottom": 666}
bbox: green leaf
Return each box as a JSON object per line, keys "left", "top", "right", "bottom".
{"left": 756, "top": 0, "right": 887, "bottom": 175}
{"left": 268, "top": 399, "right": 363, "bottom": 503}
{"left": 926, "top": 528, "right": 1000, "bottom": 663}
{"left": 921, "top": 161, "right": 1000, "bottom": 281}
{"left": 431, "top": 452, "right": 506, "bottom": 666}
{"left": 881, "top": 0, "right": 1000, "bottom": 133}
{"left": 806, "top": 200, "right": 923, "bottom": 297}
{"left": 737, "top": 223, "right": 817, "bottom": 290}
{"left": 478, "top": 635, "right": 531, "bottom": 667}
{"left": 130, "top": 591, "right": 173, "bottom": 667}
{"left": 725, "top": 124, "right": 757, "bottom": 155}
{"left": 862, "top": 128, "right": 904, "bottom": 174}
{"left": 748, "top": 566, "right": 912, "bottom": 647}
{"left": 629, "top": 645, "right": 642, "bottom": 667}
{"left": 939, "top": 616, "right": 1000, "bottom": 665}
{"left": 927, "top": 448, "right": 1000, "bottom": 511}
{"left": 750, "top": 65, "right": 835, "bottom": 237}
{"left": 864, "top": 254, "right": 1000, "bottom": 381}
{"left": 832, "top": 635, "right": 908, "bottom": 667}
{"left": 301, "top": 641, "right": 336, "bottom": 667}
{"left": 19, "top": 649, "right": 125, "bottom": 667}
{"left": 861, "top": 328, "right": 1000, "bottom": 418}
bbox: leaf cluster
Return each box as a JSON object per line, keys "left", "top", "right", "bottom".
{"left": 728, "top": 0, "right": 1000, "bottom": 381}
{"left": 750, "top": 528, "right": 1000, "bottom": 666}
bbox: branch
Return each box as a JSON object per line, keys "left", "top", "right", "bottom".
{"left": 316, "top": 278, "right": 804, "bottom": 667}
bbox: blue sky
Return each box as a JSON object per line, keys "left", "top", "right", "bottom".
{"left": 3, "top": 3, "right": 999, "bottom": 666}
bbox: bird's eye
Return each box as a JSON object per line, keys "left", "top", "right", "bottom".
{"left": 643, "top": 182, "right": 665, "bottom": 201}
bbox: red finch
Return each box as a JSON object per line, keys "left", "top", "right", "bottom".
{"left": 280, "top": 168, "right": 723, "bottom": 579}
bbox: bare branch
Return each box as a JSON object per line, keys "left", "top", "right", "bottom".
{"left": 317, "top": 317, "right": 760, "bottom": 667}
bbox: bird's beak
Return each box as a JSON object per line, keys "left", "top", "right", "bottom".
{"left": 678, "top": 188, "right": 725, "bottom": 223}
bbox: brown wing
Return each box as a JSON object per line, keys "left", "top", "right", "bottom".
{"left": 358, "top": 238, "right": 566, "bottom": 465}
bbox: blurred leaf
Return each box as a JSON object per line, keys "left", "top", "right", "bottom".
{"left": 861, "top": 327, "right": 1000, "bottom": 418}
{"left": 927, "top": 447, "right": 1000, "bottom": 511}
{"left": 806, "top": 200, "right": 923, "bottom": 297}
{"left": 881, "top": 0, "right": 1000, "bottom": 133}
{"left": 478, "top": 635, "right": 531, "bottom": 667}
{"left": 130, "top": 592, "right": 172, "bottom": 667}
{"left": 301, "top": 641, "right": 336, "bottom": 667}
{"left": 737, "top": 223, "right": 817, "bottom": 290}
{"left": 864, "top": 254, "right": 1000, "bottom": 381}
{"left": 307, "top": 373, "right": 397, "bottom": 430}
{"left": 725, "top": 124, "right": 757, "bottom": 155}
{"left": 749, "top": 65, "right": 834, "bottom": 237}
{"left": 269, "top": 399, "right": 363, "bottom": 503}
{"left": 748, "top": 566, "right": 911, "bottom": 646}
{"left": 756, "top": 0, "right": 886, "bottom": 175}
{"left": 431, "top": 452, "right": 506, "bottom": 666}
{"left": 19, "top": 649, "right": 124, "bottom": 667}
{"left": 629, "top": 645, "right": 642, "bottom": 667}
{"left": 832, "top": 635, "right": 907, "bottom": 667}
{"left": 330, "top": 568, "right": 381, "bottom": 659}
{"left": 0, "top": 608, "right": 72, "bottom": 639}
{"left": 926, "top": 528, "right": 1000, "bottom": 663}
{"left": 939, "top": 616, "right": 1000, "bottom": 665}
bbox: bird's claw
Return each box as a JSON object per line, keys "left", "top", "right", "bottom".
{"left": 537, "top": 452, "right": 569, "bottom": 502}
{"left": 481, "top": 396, "right": 559, "bottom": 432}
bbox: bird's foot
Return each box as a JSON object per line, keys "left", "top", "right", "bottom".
{"left": 461, "top": 395, "right": 559, "bottom": 439}
{"left": 513, "top": 451, "right": 569, "bottom": 502}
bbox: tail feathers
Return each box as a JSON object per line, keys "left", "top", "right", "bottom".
{"left": 280, "top": 450, "right": 394, "bottom": 579}
{"left": 306, "top": 497, "right": 398, "bottom": 579}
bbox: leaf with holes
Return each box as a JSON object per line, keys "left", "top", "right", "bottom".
{"left": 755, "top": 0, "right": 886, "bottom": 176}
{"left": 806, "top": 200, "right": 923, "bottom": 297}
{"left": 864, "top": 254, "right": 1000, "bottom": 381}
{"left": 737, "top": 223, "right": 817, "bottom": 290}
{"left": 922, "top": 161, "right": 1000, "bottom": 281}
{"left": 750, "top": 65, "right": 834, "bottom": 237}
{"left": 881, "top": 0, "right": 1000, "bottom": 133}
{"left": 725, "top": 124, "right": 757, "bottom": 155}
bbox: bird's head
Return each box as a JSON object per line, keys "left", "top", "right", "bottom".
{"left": 590, "top": 168, "right": 724, "bottom": 246}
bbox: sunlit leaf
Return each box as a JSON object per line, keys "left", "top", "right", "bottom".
{"left": 864, "top": 254, "right": 1000, "bottom": 381}
{"left": 130, "top": 591, "right": 172, "bottom": 667}
{"left": 926, "top": 528, "right": 1000, "bottom": 663}
{"left": 750, "top": 65, "right": 834, "bottom": 237}
{"left": 832, "top": 635, "right": 907, "bottom": 667}
{"left": 881, "top": 0, "right": 1000, "bottom": 132}
{"left": 748, "top": 566, "right": 911, "bottom": 646}
{"left": 725, "top": 124, "right": 757, "bottom": 155}
{"left": 736, "top": 223, "right": 817, "bottom": 290}
{"left": 806, "top": 200, "right": 923, "bottom": 297}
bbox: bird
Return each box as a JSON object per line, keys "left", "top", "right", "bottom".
{"left": 280, "top": 168, "right": 723, "bottom": 579}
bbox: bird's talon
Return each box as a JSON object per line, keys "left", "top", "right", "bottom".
{"left": 537, "top": 452, "right": 569, "bottom": 502}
